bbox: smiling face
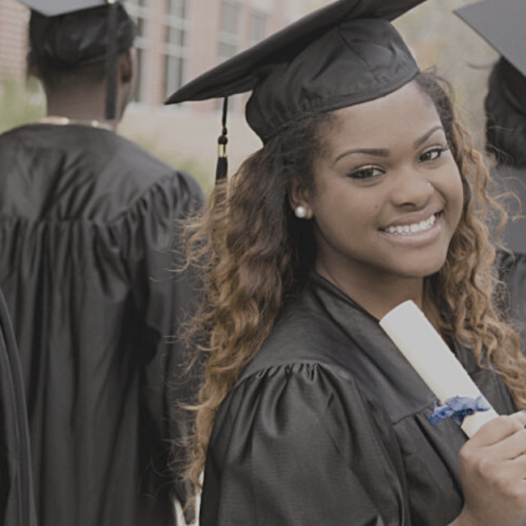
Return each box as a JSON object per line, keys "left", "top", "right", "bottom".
{"left": 292, "top": 80, "right": 464, "bottom": 304}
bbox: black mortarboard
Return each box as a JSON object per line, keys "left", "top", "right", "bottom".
{"left": 17, "top": 0, "right": 135, "bottom": 120}
{"left": 456, "top": 0, "right": 526, "bottom": 119}
{"left": 455, "top": 0, "right": 526, "bottom": 77}
{"left": 165, "top": 0, "right": 426, "bottom": 180}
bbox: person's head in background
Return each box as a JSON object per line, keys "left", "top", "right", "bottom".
{"left": 485, "top": 58, "right": 526, "bottom": 168}
{"left": 27, "top": 4, "right": 137, "bottom": 125}
{"left": 455, "top": 0, "right": 526, "bottom": 168}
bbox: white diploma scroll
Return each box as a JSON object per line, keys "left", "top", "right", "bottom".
{"left": 379, "top": 300, "right": 498, "bottom": 437}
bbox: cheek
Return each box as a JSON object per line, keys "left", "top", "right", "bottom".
{"left": 316, "top": 187, "right": 370, "bottom": 219}
{"left": 452, "top": 173, "right": 465, "bottom": 217}
{"left": 442, "top": 168, "right": 465, "bottom": 235}
{"left": 314, "top": 193, "right": 381, "bottom": 245}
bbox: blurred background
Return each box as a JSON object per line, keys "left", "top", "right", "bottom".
{"left": 0, "top": 0, "right": 499, "bottom": 195}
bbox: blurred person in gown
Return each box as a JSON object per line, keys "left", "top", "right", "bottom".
{"left": 457, "top": 0, "right": 526, "bottom": 343}
{"left": 0, "top": 1, "right": 204, "bottom": 525}
{"left": 457, "top": 0, "right": 526, "bottom": 254}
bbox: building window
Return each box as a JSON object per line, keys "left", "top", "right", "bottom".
{"left": 250, "top": 10, "right": 267, "bottom": 45}
{"left": 126, "top": 0, "right": 149, "bottom": 103}
{"left": 219, "top": 1, "right": 240, "bottom": 62}
{"left": 163, "top": 0, "right": 189, "bottom": 100}
{"left": 217, "top": 1, "right": 240, "bottom": 111}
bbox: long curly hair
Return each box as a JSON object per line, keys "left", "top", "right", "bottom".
{"left": 182, "top": 70, "right": 526, "bottom": 493}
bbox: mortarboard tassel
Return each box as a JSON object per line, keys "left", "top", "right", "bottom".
{"left": 105, "top": 0, "right": 118, "bottom": 120}
{"left": 216, "top": 97, "right": 229, "bottom": 182}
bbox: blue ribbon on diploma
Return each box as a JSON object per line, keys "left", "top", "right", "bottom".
{"left": 428, "top": 395, "right": 491, "bottom": 426}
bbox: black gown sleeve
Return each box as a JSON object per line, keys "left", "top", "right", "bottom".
{"left": 122, "top": 171, "right": 204, "bottom": 513}
{"left": 201, "top": 362, "right": 410, "bottom": 526}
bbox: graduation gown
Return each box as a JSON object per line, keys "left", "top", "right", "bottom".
{"left": 200, "top": 273, "right": 517, "bottom": 526}
{"left": 0, "top": 287, "right": 36, "bottom": 526}
{"left": 0, "top": 124, "right": 204, "bottom": 526}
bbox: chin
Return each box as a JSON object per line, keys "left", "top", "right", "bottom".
{"left": 411, "top": 263, "right": 445, "bottom": 279}
{"left": 393, "top": 255, "right": 448, "bottom": 280}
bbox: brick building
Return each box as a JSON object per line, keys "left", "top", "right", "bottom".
{"left": 0, "top": 0, "right": 26, "bottom": 84}
{"left": 127, "top": 0, "right": 302, "bottom": 109}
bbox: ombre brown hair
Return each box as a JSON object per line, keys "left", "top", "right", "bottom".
{"left": 182, "top": 70, "right": 526, "bottom": 494}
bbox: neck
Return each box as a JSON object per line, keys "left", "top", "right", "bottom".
{"left": 45, "top": 88, "right": 119, "bottom": 130}
{"left": 315, "top": 261, "right": 425, "bottom": 321}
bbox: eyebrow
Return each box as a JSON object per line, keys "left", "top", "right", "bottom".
{"left": 413, "top": 125, "right": 444, "bottom": 149}
{"left": 333, "top": 125, "right": 445, "bottom": 165}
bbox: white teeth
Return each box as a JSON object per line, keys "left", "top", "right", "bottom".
{"left": 385, "top": 214, "right": 436, "bottom": 235}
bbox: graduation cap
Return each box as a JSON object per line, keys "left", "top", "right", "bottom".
{"left": 165, "top": 0, "right": 426, "bottom": 181}
{"left": 455, "top": 0, "right": 526, "bottom": 118}
{"left": 455, "top": 0, "right": 526, "bottom": 76}
{"left": 17, "top": 0, "right": 135, "bottom": 120}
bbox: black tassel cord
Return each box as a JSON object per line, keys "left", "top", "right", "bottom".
{"left": 216, "top": 97, "right": 229, "bottom": 182}
{"left": 105, "top": 1, "right": 118, "bottom": 120}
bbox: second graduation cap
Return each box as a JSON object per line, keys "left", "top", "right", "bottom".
{"left": 455, "top": 0, "right": 526, "bottom": 78}
{"left": 456, "top": 0, "right": 526, "bottom": 118}
{"left": 18, "top": 0, "right": 135, "bottom": 120}
{"left": 166, "top": 0, "right": 427, "bottom": 144}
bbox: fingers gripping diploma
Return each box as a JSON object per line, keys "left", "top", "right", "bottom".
{"left": 453, "top": 412, "right": 526, "bottom": 526}
{"left": 379, "top": 302, "right": 526, "bottom": 525}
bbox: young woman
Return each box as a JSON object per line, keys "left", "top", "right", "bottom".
{"left": 168, "top": 1, "right": 526, "bottom": 524}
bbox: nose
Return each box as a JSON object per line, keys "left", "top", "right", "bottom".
{"left": 389, "top": 169, "right": 434, "bottom": 209}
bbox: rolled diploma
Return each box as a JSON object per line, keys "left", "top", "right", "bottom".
{"left": 379, "top": 300, "right": 498, "bottom": 437}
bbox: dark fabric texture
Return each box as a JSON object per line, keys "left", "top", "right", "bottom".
{"left": 0, "top": 287, "right": 37, "bottom": 526}
{"left": 244, "top": 18, "right": 418, "bottom": 142}
{"left": 200, "top": 273, "right": 517, "bottom": 526}
{"left": 498, "top": 58, "right": 526, "bottom": 117}
{"left": 0, "top": 123, "right": 204, "bottom": 526}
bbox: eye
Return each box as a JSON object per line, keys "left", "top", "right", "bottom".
{"left": 419, "top": 143, "right": 450, "bottom": 163}
{"left": 347, "top": 165, "right": 385, "bottom": 180}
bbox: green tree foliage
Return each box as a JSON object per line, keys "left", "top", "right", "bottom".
{"left": 0, "top": 78, "right": 45, "bottom": 134}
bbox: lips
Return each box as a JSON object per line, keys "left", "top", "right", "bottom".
{"left": 382, "top": 213, "right": 439, "bottom": 236}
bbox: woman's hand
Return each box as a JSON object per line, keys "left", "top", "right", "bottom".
{"left": 452, "top": 412, "right": 526, "bottom": 526}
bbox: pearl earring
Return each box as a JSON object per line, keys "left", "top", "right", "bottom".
{"left": 295, "top": 205, "right": 308, "bottom": 218}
